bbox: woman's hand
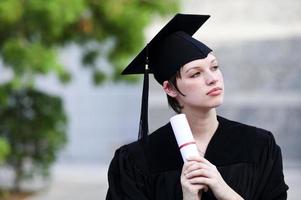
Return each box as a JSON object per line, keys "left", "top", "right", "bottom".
{"left": 181, "top": 156, "right": 244, "bottom": 200}
{"left": 181, "top": 159, "right": 208, "bottom": 200}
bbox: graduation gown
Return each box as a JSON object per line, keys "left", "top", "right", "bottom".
{"left": 106, "top": 115, "right": 288, "bottom": 200}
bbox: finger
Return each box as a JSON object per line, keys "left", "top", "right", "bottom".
{"left": 186, "top": 162, "right": 211, "bottom": 173}
{"left": 189, "top": 184, "right": 208, "bottom": 193}
{"left": 198, "top": 156, "right": 216, "bottom": 168}
{"left": 190, "top": 156, "right": 217, "bottom": 173}
{"left": 182, "top": 160, "right": 197, "bottom": 170}
{"left": 203, "top": 185, "right": 209, "bottom": 192}
{"left": 186, "top": 168, "right": 213, "bottom": 179}
{"left": 189, "top": 176, "right": 212, "bottom": 186}
{"left": 182, "top": 160, "right": 199, "bottom": 176}
{"left": 186, "top": 155, "right": 202, "bottom": 162}
{"left": 198, "top": 184, "right": 209, "bottom": 193}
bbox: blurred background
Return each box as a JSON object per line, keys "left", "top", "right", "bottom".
{"left": 0, "top": 0, "right": 300, "bottom": 199}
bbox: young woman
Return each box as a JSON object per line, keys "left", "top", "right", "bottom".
{"left": 106, "top": 14, "right": 288, "bottom": 200}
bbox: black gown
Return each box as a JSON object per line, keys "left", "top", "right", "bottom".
{"left": 106, "top": 115, "right": 288, "bottom": 200}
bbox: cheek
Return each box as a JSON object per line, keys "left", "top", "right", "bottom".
{"left": 218, "top": 71, "right": 224, "bottom": 82}
{"left": 178, "top": 81, "right": 206, "bottom": 97}
{"left": 177, "top": 80, "right": 193, "bottom": 93}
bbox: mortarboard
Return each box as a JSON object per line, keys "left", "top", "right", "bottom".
{"left": 121, "top": 13, "right": 212, "bottom": 141}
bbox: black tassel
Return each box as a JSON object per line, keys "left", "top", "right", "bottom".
{"left": 138, "top": 45, "right": 150, "bottom": 141}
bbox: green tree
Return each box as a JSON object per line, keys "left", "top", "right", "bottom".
{"left": 0, "top": 83, "right": 67, "bottom": 192}
{"left": 0, "top": 137, "right": 10, "bottom": 163}
{"left": 0, "top": 0, "right": 179, "bottom": 193}
{"left": 0, "top": 0, "right": 179, "bottom": 85}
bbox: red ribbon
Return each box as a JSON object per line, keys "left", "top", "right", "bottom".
{"left": 179, "top": 141, "right": 196, "bottom": 149}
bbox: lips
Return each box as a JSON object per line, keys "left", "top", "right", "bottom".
{"left": 207, "top": 87, "right": 222, "bottom": 95}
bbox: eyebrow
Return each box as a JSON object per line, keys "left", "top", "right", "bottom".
{"left": 184, "top": 59, "right": 218, "bottom": 73}
{"left": 185, "top": 66, "right": 201, "bottom": 74}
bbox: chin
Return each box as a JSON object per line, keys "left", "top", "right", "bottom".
{"left": 212, "top": 102, "right": 223, "bottom": 108}
{"left": 189, "top": 101, "right": 223, "bottom": 110}
{"left": 205, "top": 99, "right": 224, "bottom": 109}
{"left": 183, "top": 96, "right": 224, "bottom": 110}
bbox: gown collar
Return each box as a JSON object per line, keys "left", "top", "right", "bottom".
{"left": 146, "top": 115, "right": 228, "bottom": 172}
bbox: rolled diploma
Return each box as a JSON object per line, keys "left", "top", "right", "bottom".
{"left": 170, "top": 114, "right": 199, "bottom": 162}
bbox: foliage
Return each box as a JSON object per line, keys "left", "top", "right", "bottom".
{"left": 0, "top": 83, "right": 67, "bottom": 191}
{"left": 0, "top": 0, "right": 179, "bottom": 193}
{"left": 0, "top": 0, "right": 179, "bottom": 85}
{"left": 0, "top": 137, "right": 10, "bottom": 163}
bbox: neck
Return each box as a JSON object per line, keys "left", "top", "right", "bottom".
{"left": 181, "top": 107, "right": 219, "bottom": 141}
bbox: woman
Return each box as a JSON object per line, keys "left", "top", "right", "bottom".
{"left": 106, "top": 14, "right": 288, "bottom": 200}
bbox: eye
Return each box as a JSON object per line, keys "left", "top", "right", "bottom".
{"left": 190, "top": 72, "right": 201, "bottom": 78}
{"left": 211, "top": 66, "right": 219, "bottom": 71}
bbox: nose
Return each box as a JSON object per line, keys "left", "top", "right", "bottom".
{"left": 205, "top": 72, "right": 218, "bottom": 86}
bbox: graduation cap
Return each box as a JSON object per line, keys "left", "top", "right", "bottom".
{"left": 122, "top": 13, "right": 212, "bottom": 141}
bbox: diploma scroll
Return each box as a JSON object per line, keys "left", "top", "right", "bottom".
{"left": 170, "top": 114, "right": 199, "bottom": 162}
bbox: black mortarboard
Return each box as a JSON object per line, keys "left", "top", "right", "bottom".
{"left": 122, "top": 14, "right": 212, "bottom": 141}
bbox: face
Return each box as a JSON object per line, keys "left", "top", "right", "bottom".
{"left": 170, "top": 53, "right": 224, "bottom": 111}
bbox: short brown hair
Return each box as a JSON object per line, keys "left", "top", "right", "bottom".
{"left": 166, "top": 71, "right": 185, "bottom": 113}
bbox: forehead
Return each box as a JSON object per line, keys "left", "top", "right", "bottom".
{"left": 182, "top": 53, "right": 217, "bottom": 71}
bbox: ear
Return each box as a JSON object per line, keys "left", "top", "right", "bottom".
{"left": 163, "top": 81, "right": 178, "bottom": 98}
